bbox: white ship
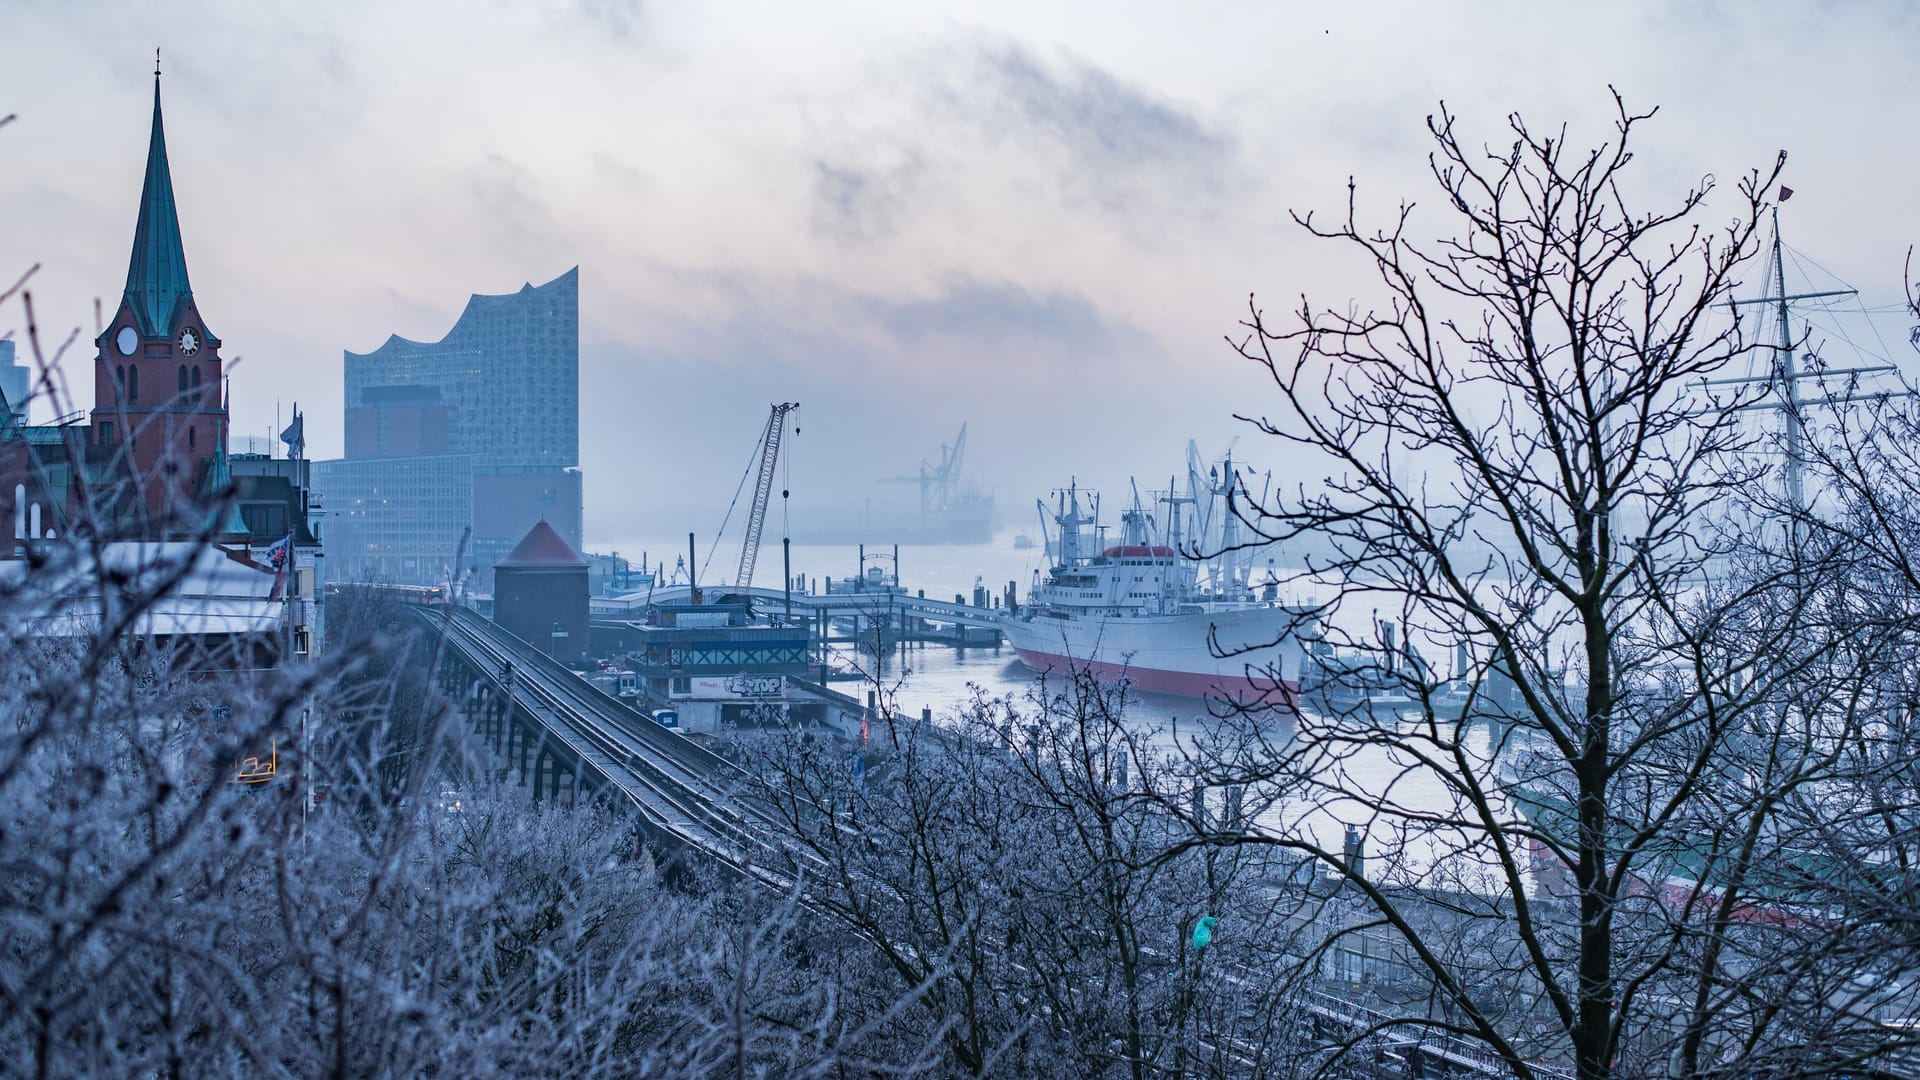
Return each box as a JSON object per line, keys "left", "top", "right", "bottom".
{"left": 999, "top": 461, "right": 1313, "bottom": 705}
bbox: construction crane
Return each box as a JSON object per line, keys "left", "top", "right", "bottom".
{"left": 883, "top": 422, "right": 970, "bottom": 515}
{"left": 736, "top": 402, "right": 799, "bottom": 592}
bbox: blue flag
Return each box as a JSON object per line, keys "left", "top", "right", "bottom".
{"left": 279, "top": 406, "right": 304, "bottom": 458}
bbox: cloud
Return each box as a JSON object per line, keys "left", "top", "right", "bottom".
{"left": 859, "top": 278, "right": 1135, "bottom": 359}
{"left": 466, "top": 153, "right": 568, "bottom": 260}
{"left": 571, "top": 0, "right": 645, "bottom": 40}
{"left": 803, "top": 35, "right": 1240, "bottom": 245}
{"left": 967, "top": 42, "right": 1230, "bottom": 178}
{"left": 810, "top": 153, "right": 923, "bottom": 244}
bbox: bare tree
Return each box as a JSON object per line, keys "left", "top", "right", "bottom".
{"left": 746, "top": 667, "right": 1307, "bottom": 1078}
{"left": 1208, "top": 92, "right": 1918, "bottom": 1077}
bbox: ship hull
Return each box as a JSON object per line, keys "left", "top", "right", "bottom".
{"left": 1000, "top": 606, "right": 1307, "bottom": 705}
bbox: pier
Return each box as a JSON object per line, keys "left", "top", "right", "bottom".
{"left": 592, "top": 582, "right": 1006, "bottom": 635}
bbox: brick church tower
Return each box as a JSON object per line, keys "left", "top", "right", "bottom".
{"left": 89, "top": 68, "right": 229, "bottom": 528}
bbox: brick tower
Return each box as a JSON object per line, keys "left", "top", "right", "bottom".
{"left": 89, "top": 66, "right": 228, "bottom": 529}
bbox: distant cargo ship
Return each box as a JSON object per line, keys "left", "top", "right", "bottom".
{"left": 999, "top": 468, "right": 1312, "bottom": 705}
{"left": 793, "top": 492, "right": 994, "bottom": 545}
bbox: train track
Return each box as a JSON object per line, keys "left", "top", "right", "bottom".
{"left": 425, "top": 607, "right": 799, "bottom": 884}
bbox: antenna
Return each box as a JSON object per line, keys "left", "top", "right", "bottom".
{"left": 155, "top": 48, "right": 161, "bottom": 78}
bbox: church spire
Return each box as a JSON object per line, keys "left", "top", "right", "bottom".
{"left": 123, "top": 65, "right": 194, "bottom": 338}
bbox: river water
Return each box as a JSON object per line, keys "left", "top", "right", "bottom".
{"left": 607, "top": 527, "right": 1516, "bottom": 866}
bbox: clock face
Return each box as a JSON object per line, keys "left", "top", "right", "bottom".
{"left": 179, "top": 327, "right": 200, "bottom": 356}
{"left": 115, "top": 326, "right": 138, "bottom": 356}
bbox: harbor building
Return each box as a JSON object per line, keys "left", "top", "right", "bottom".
{"left": 312, "top": 453, "right": 474, "bottom": 587}
{"left": 316, "top": 269, "right": 582, "bottom": 588}
{"left": 492, "top": 519, "right": 589, "bottom": 664}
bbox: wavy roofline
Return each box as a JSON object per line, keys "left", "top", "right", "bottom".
{"left": 346, "top": 266, "right": 577, "bottom": 360}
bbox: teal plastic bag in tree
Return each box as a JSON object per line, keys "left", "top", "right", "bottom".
{"left": 1191, "top": 916, "right": 1216, "bottom": 950}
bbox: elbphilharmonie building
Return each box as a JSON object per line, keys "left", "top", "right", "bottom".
{"left": 316, "top": 268, "right": 583, "bottom": 587}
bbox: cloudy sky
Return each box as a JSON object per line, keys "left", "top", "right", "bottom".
{"left": 4, "top": 0, "right": 1917, "bottom": 545}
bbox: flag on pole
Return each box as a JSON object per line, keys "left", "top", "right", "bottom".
{"left": 265, "top": 532, "right": 294, "bottom": 599}
{"left": 1778, "top": 186, "right": 1795, "bottom": 203}
{"left": 279, "top": 405, "right": 305, "bottom": 459}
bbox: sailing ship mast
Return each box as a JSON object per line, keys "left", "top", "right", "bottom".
{"left": 1723, "top": 200, "right": 1895, "bottom": 544}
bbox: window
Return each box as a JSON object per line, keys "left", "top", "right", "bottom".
{"left": 191, "top": 367, "right": 201, "bottom": 398}
{"left": 98, "top": 421, "right": 113, "bottom": 444}
{"left": 188, "top": 426, "right": 195, "bottom": 450}
{"left": 128, "top": 366, "right": 139, "bottom": 405}
{"left": 115, "top": 366, "right": 125, "bottom": 400}
{"left": 241, "top": 502, "right": 289, "bottom": 540}
{"left": 178, "top": 365, "right": 187, "bottom": 396}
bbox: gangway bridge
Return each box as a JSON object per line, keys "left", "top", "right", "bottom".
{"left": 594, "top": 583, "right": 1003, "bottom": 632}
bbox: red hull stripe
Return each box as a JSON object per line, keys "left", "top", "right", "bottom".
{"left": 1011, "top": 645, "right": 1297, "bottom": 704}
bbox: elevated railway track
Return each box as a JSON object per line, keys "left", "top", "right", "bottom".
{"left": 423, "top": 604, "right": 798, "bottom": 881}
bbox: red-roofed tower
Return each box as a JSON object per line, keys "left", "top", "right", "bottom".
{"left": 493, "top": 519, "right": 590, "bottom": 662}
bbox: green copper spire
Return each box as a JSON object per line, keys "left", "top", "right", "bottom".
{"left": 123, "top": 72, "right": 194, "bottom": 338}
{"left": 200, "top": 433, "right": 249, "bottom": 540}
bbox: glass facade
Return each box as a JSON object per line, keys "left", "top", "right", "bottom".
{"left": 318, "top": 268, "right": 583, "bottom": 586}
{"left": 312, "top": 454, "right": 474, "bottom": 584}
{"left": 342, "top": 268, "right": 578, "bottom": 470}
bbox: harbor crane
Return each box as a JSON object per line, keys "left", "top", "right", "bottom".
{"left": 736, "top": 402, "right": 799, "bottom": 592}
{"left": 883, "top": 422, "right": 970, "bottom": 515}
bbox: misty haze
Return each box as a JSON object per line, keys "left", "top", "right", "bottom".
{"left": 4, "top": 3, "right": 1920, "bottom": 1078}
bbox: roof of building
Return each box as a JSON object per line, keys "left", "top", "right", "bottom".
{"left": 124, "top": 75, "right": 198, "bottom": 340}
{"left": 346, "top": 267, "right": 578, "bottom": 360}
{"left": 0, "top": 541, "right": 286, "bottom": 638}
{"left": 233, "top": 473, "right": 319, "bottom": 545}
{"left": 496, "top": 518, "right": 587, "bottom": 569}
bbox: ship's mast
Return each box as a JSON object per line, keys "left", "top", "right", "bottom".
{"left": 1056, "top": 481, "right": 1093, "bottom": 565}
{"left": 1162, "top": 477, "right": 1192, "bottom": 556}
{"left": 1214, "top": 456, "right": 1244, "bottom": 594}
{"left": 1770, "top": 209, "right": 1807, "bottom": 515}
{"left": 1724, "top": 205, "right": 1878, "bottom": 549}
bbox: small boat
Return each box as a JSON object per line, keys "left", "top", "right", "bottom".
{"left": 1299, "top": 635, "right": 1419, "bottom": 718}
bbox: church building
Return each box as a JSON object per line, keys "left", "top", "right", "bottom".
{"left": 3, "top": 68, "right": 242, "bottom": 543}
{"left": 0, "top": 65, "right": 325, "bottom": 663}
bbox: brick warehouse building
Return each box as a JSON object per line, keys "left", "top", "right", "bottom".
{"left": 492, "top": 519, "right": 589, "bottom": 664}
